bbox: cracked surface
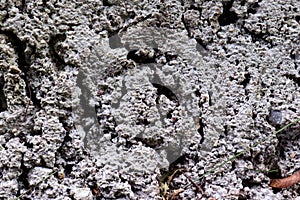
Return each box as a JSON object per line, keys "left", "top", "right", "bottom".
{"left": 0, "top": 0, "right": 299, "bottom": 199}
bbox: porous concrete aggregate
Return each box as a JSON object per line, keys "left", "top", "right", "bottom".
{"left": 0, "top": 0, "right": 299, "bottom": 199}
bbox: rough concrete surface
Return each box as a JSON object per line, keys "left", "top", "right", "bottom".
{"left": 0, "top": 0, "right": 299, "bottom": 199}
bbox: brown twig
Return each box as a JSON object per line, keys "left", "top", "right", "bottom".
{"left": 270, "top": 170, "right": 300, "bottom": 188}
{"left": 183, "top": 173, "right": 205, "bottom": 195}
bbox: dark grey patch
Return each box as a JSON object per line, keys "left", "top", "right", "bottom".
{"left": 268, "top": 110, "right": 282, "bottom": 126}
{"left": 109, "top": 34, "right": 123, "bottom": 49}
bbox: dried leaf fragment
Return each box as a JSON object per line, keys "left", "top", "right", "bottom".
{"left": 270, "top": 170, "right": 300, "bottom": 188}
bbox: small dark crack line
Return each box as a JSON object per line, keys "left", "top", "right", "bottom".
{"left": 198, "top": 118, "right": 205, "bottom": 144}
{"left": 0, "top": 74, "right": 7, "bottom": 112}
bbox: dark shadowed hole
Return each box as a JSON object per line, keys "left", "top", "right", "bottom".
{"left": 64, "top": 164, "right": 73, "bottom": 175}
{"left": 284, "top": 74, "right": 300, "bottom": 87}
{"left": 247, "top": 2, "right": 260, "bottom": 14}
{"left": 102, "top": 0, "right": 111, "bottom": 6}
{"left": 241, "top": 178, "right": 261, "bottom": 187}
{"left": 218, "top": 0, "right": 238, "bottom": 26}
{"left": 48, "top": 33, "right": 67, "bottom": 71}
{"left": 152, "top": 83, "right": 179, "bottom": 106}
{"left": 239, "top": 73, "right": 251, "bottom": 88}
{"left": 127, "top": 48, "right": 159, "bottom": 64}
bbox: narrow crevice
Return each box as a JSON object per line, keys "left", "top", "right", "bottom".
{"left": 223, "top": 124, "right": 228, "bottom": 136}
{"left": 136, "top": 117, "right": 151, "bottom": 126}
{"left": 164, "top": 51, "right": 178, "bottom": 63}
{"left": 48, "top": 33, "right": 67, "bottom": 71}
{"left": 89, "top": 184, "right": 100, "bottom": 198}
{"left": 194, "top": 89, "right": 201, "bottom": 106}
{"left": 188, "top": 4, "right": 202, "bottom": 13}
{"left": 289, "top": 49, "right": 299, "bottom": 69}
{"left": 195, "top": 38, "right": 208, "bottom": 55}
{"left": 238, "top": 193, "right": 250, "bottom": 200}
{"left": 181, "top": 13, "right": 192, "bottom": 38}
{"left": 274, "top": 124, "right": 299, "bottom": 161}
{"left": 20, "top": 0, "right": 26, "bottom": 13}
{"left": 251, "top": 111, "right": 257, "bottom": 120}
{"left": 198, "top": 118, "right": 205, "bottom": 144}
{"left": 56, "top": 131, "right": 72, "bottom": 158}
{"left": 208, "top": 91, "right": 213, "bottom": 106}
{"left": 266, "top": 166, "right": 281, "bottom": 179}
{"left": 17, "top": 154, "right": 30, "bottom": 196}
{"left": 55, "top": 116, "right": 76, "bottom": 170}
{"left": 0, "top": 29, "right": 41, "bottom": 109}
{"left": 0, "top": 74, "right": 7, "bottom": 112}
{"left": 64, "top": 164, "right": 74, "bottom": 176}
{"left": 18, "top": 132, "right": 34, "bottom": 149}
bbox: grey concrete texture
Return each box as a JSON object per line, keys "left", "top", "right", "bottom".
{"left": 0, "top": 0, "right": 299, "bottom": 199}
